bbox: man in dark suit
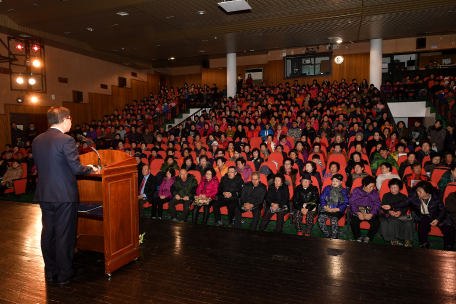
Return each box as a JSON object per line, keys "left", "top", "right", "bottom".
{"left": 33, "top": 107, "right": 97, "bottom": 285}
{"left": 138, "top": 165, "right": 157, "bottom": 218}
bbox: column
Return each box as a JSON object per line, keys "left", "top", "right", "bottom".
{"left": 227, "top": 53, "right": 236, "bottom": 98}
{"left": 369, "top": 38, "right": 383, "bottom": 89}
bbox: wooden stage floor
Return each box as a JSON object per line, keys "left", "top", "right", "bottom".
{"left": 0, "top": 201, "right": 455, "bottom": 304}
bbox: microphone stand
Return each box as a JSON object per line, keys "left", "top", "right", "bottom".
{"left": 89, "top": 146, "right": 102, "bottom": 171}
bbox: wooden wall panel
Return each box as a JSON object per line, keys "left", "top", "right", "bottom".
{"left": 202, "top": 68, "right": 227, "bottom": 87}
{"left": 0, "top": 114, "right": 9, "bottom": 152}
{"left": 63, "top": 102, "right": 90, "bottom": 127}
{"left": 111, "top": 86, "right": 132, "bottom": 115}
{"left": 131, "top": 79, "right": 149, "bottom": 101}
{"left": 147, "top": 73, "right": 160, "bottom": 96}
{"left": 171, "top": 74, "right": 202, "bottom": 88}
{"left": 171, "top": 53, "right": 370, "bottom": 89}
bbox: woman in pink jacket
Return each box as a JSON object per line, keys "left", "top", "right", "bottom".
{"left": 152, "top": 168, "right": 177, "bottom": 219}
{"left": 192, "top": 168, "right": 219, "bottom": 224}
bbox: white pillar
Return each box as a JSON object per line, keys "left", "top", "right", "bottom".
{"left": 369, "top": 38, "right": 383, "bottom": 89}
{"left": 227, "top": 53, "right": 236, "bottom": 98}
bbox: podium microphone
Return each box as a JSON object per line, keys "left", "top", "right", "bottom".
{"left": 77, "top": 134, "right": 101, "bottom": 170}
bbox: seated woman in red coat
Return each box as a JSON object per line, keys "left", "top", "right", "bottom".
{"left": 192, "top": 168, "right": 219, "bottom": 225}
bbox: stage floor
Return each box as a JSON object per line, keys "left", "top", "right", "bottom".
{"left": 0, "top": 201, "right": 455, "bottom": 303}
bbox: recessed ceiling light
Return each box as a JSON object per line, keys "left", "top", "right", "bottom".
{"left": 117, "top": 12, "right": 129, "bottom": 16}
{"left": 64, "top": 32, "right": 70, "bottom": 34}
{"left": 199, "top": 50, "right": 205, "bottom": 52}
{"left": 111, "top": 24, "right": 118, "bottom": 27}
{"left": 250, "top": 49, "right": 255, "bottom": 51}
{"left": 336, "top": 38, "right": 342, "bottom": 43}
{"left": 7, "top": 9, "right": 15, "bottom": 12}
{"left": 20, "top": 34, "right": 31, "bottom": 38}
{"left": 166, "top": 16, "right": 174, "bottom": 19}
{"left": 113, "top": 50, "right": 118, "bottom": 52}
{"left": 169, "top": 57, "right": 175, "bottom": 60}
{"left": 34, "top": 4, "right": 39, "bottom": 6}
{"left": 202, "top": 39, "right": 208, "bottom": 42}
{"left": 87, "top": 28, "right": 94, "bottom": 31}
{"left": 155, "top": 45, "right": 160, "bottom": 47}
{"left": 197, "top": 11, "right": 206, "bottom": 15}
{"left": 123, "top": 63, "right": 130, "bottom": 65}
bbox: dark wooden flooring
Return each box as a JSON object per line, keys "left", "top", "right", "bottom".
{"left": 0, "top": 201, "right": 455, "bottom": 304}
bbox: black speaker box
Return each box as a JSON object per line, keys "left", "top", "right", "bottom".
{"left": 72, "top": 90, "right": 83, "bottom": 102}
{"left": 416, "top": 38, "right": 426, "bottom": 49}
{"left": 202, "top": 59, "right": 210, "bottom": 69}
{"left": 118, "top": 77, "right": 127, "bottom": 87}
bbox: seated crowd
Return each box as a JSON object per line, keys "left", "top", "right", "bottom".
{"left": 3, "top": 78, "right": 456, "bottom": 251}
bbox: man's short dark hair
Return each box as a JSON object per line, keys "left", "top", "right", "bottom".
{"left": 47, "top": 107, "right": 70, "bottom": 125}
{"left": 236, "top": 158, "right": 246, "bottom": 165}
{"left": 380, "top": 162, "right": 393, "bottom": 172}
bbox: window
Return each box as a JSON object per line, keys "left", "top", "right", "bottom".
{"left": 284, "top": 52, "right": 332, "bottom": 79}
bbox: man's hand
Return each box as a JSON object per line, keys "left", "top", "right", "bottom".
{"left": 224, "top": 192, "right": 232, "bottom": 198}
{"left": 160, "top": 195, "right": 166, "bottom": 199}
{"left": 271, "top": 203, "right": 279, "bottom": 210}
{"left": 357, "top": 212, "right": 365, "bottom": 220}
{"left": 383, "top": 205, "right": 391, "bottom": 210}
{"left": 138, "top": 194, "right": 145, "bottom": 199}
{"left": 323, "top": 206, "right": 331, "bottom": 212}
{"left": 175, "top": 194, "right": 181, "bottom": 200}
{"left": 183, "top": 196, "right": 189, "bottom": 201}
{"left": 430, "top": 219, "right": 439, "bottom": 226}
{"left": 364, "top": 214, "right": 372, "bottom": 220}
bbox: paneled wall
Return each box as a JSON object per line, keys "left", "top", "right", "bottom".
{"left": 171, "top": 74, "right": 203, "bottom": 88}
{"left": 187, "top": 53, "right": 370, "bottom": 89}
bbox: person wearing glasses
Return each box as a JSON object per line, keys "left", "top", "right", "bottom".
{"left": 33, "top": 107, "right": 98, "bottom": 285}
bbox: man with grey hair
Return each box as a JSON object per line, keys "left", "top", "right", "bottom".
{"left": 234, "top": 172, "right": 267, "bottom": 230}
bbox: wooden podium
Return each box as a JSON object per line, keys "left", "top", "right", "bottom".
{"left": 76, "top": 150, "right": 139, "bottom": 275}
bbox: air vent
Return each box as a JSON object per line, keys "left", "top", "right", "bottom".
{"left": 131, "top": 72, "right": 137, "bottom": 77}
{"left": 100, "top": 84, "right": 108, "bottom": 89}
{"left": 58, "top": 77, "right": 68, "bottom": 83}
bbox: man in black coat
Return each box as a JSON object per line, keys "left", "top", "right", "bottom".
{"left": 212, "top": 166, "right": 244, "bottom": 227}
{"left": 234, "top": 172, "right": 267, "bottom": 230}
{"left": 33, "top": 107, "right": 96, "bottom": 285}
{"left": 138, "top": 165, "right": 157, "bottom": 218}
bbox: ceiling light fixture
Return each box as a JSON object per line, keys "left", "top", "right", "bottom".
{"left": 117, "top": 12, "right": 129, "bottom": 16}
{"left": 17, "top": 98, "right": 23, "bottom": 103}
{"left": 87, "top": 28, "right": 94, "bottom": 31}
{"left": 197, "top": 11, "right": 206, "bottom": 15}
{"left": 166, "top": 16, "right": 174, "bottom": 18}
{"left": 16, "top": 75, "right": 24, "bottom": 84}
{"left": 169, "top": 57, "right": 175, "bottom": 60}
{"left": 19, "top": 34, "right": 31, "bottom": 38}
{"left": 111, "top": 24, "right": 118, "bottom": 26}
{"left": 32, "top": 44, "right": 40, "bottom": 52}
{"left": 336, "top": 38, "right": 342, "bottom": 43}
{"left": 250, "top": 49, "right": 255, "bottom": 51}
{"left": 7, "top": 9, "right": 15, "bottom": 12}
{"left": 112, "top": 50, "right": 118, "bottom": 52}
{"left": 199, "top": 50, "right": 205, "bottom": 52}
{"left": 16, "top": 43, "right": 24, "bottom": 51}
{"left": 29, "top": 76, "right": 36, "bottom": 85}
{"left": 31, "top": 96, "right": 38, "bottom": 103}
{"left": 64, "top": 32, "right": 70, "bottom": 34}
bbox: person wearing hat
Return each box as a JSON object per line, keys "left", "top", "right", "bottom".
{"left": 370, "top": 145, "right": 399, "bottom": 174}
{"left": 292, "top": 173, "right": 320, "bottom": 236}
{"left": 349, "top": 176, "right": 382, "bottom": 243}
{"left": 0, "top": 159, "right": 23, "bottom": 199}
{"left": 318, "top": 173, "right": 349, "bottom": 239}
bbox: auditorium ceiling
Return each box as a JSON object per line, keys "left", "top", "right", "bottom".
{"left": 0, "top": 0, "right": 456, "bottom": 68}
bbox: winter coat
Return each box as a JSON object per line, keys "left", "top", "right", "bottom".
{"left": 266, "top": 184, "right": 290, "bottom": 207}
{"left": 160, "top": 161, "right": 179, "bottom": 173}
{"left": 287, "top": 127, "right": 302, "bottom": 144}
{"left": 437, "top": 170, "right": 455, "bottom": 194}
{"left": 445, "top": 192, "right": 456, "bottom": 228}
{"left": 233, "top": 129, "right": 247, "bottom": 142}
{"left": 218, "top": 173, "right": 244, "bottom": 199}
{"left": 251, "top": 157, "right": 264, "bottom": 171}
{"left": 259, "top": 128, "right": 274, "bottom": 140}
{"left": 195, "top": 162, "right": 213, "bottom": 174}
{"left": 2, "top": 165, "right": 23, "bottom": 184}
{"left": 158, "top": 176, "right": 177, "bottom": 199}
{"left": 427, "top": 125, "right": 446, "bottom": 152}
{"left": 408, "top": 125, "right": 427, "bottom": 146}
{"left": 278, "top": 167, "right": 299, "bottom": 190}
{"left": 320, "top": 185, "right": 349, "bottom": 214}
{"left": 391, "top": 187, "right": 454, "bottom": 226}
{"left": 292, "top": 184, "right": 319, "bottom": 210}
{"left": 349, "top": 186, "right": 382, "bottom": 216}
{"left": 238, "top": 163, "right": 253, "bottom": 181}
{"left": 170, "top": 174, "right": 198, "bottom": 199}
{"left": 370, "top": 155, "right": 399, "bottom": 173}
{"left": 240, "top": 181, "right": 267, "bottom": 207}
{"left": 196, "top": 176, "right": 219, "bottom": 200}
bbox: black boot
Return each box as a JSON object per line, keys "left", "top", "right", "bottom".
{"left": 201, "top": 207, "right": 210, "bottom": 225}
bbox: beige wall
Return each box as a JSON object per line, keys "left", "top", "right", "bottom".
{"left": 0, "top": 32, "right": 155, "bottom": 114}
